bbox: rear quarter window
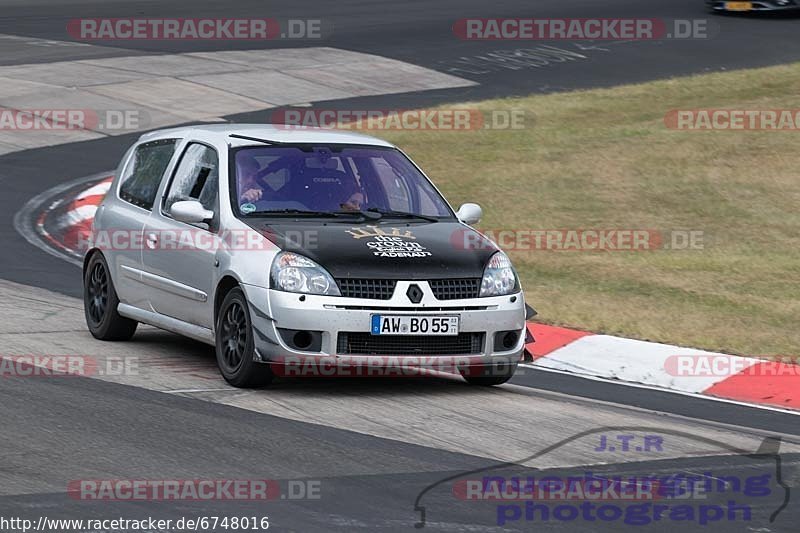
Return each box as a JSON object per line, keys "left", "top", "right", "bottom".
{"left": 118, "top": 138, "right": 178, "bottom": 210}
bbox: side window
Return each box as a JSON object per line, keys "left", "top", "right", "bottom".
{"left": 371, "top": 157, "right": 411, "bottom": 211}
{"left": 118, "top": 139, "right": 178, "bottom": 210}
{"left": 163, "top": 143, "right": 219, "bottom": 216}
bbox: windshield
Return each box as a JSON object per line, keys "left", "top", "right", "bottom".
{"left": 232, "top": 145, "right": 454, "bottom": 218}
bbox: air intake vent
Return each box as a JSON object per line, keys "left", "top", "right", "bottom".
{"left": 429, "top": 278, "right": 481, "bottom": 300}
{"left": 337, "top": 279, "right": 397, "bottom": 300}
{"left": 337, "top": 332, "right": 485, "bottom": 355}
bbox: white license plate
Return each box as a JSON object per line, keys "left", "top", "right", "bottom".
{"left": 371, "top": 315, "right": 459, "bottom": 336}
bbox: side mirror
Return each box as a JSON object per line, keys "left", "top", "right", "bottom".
{"left": 171, "top": 200, "right": 214, "bottom": 224}
{"left": 456, "top": 203, "right": 482, "bottom": 225}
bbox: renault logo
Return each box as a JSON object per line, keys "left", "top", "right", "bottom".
{"left": 406, "top": 284, "right": 423, "bottom": 304}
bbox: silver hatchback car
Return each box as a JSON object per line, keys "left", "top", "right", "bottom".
{"left": 83, "top": 125, "right": 533, "bottom": 387}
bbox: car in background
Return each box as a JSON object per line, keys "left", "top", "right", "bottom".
{"left": 707, "top": 0, "right": 800, "bottom": 12}
{"left": 83, "top": 125, "right": 533, "bottom": 388}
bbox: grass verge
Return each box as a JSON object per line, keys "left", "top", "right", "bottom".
{"left": 367, "top": 63, "right": 800, "bottom": 356}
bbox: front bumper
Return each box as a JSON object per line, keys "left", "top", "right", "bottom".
{"left": 242, "top": 280, "right": 527, "bottom": 372}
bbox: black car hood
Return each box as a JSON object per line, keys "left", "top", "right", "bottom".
{"left": 245, "top": 219, "right": 498, "bottom": 279}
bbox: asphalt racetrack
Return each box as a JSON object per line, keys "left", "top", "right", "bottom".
{"left": 0, "top": 1, "right": 799, "bottom": 531}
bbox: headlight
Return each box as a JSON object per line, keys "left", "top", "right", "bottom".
{"left": 480, "top": 251, "right": 519, "bottom": 297}
{"left": 270, "top": 252, "right": 341, "bottom": 296}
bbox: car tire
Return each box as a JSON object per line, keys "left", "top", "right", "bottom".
{"left": 215, "top": 287, "right": 274, "bottom": 388}
{"left": 461, "top": 362, "right": 518, "bottom": 386}
{"left": 83, "top": 253, "right": 138, "bottom": 341}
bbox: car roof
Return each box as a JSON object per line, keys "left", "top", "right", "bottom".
{"left": 137, "top": 123, "right": 396, "bottom": 148}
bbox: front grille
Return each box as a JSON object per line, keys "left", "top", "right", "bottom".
{"left": 336, "top": 278, "right": 482, "bottom": 300}
{"left": 429, "top": 278, "right": 481, "bottom": 300}
{"left": 337, "top": 332, "right": 485, "bottom": 355}
{"left": 337, "top": 279, "right": 397, "bottom": 300}
{"left": 330, "top": 305, "right": 490, "bottom": 312}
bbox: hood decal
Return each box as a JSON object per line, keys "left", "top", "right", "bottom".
{"left": 346, "top": 225, "right": 431, "bottom": 258}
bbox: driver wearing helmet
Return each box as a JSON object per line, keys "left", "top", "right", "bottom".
{"left": 237, "top": 154, "right": 263, "bottom": 203}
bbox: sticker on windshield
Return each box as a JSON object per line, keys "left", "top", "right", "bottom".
{"left": 240, "top": 203, "right": 257, "bottom": 215}
{"left": 346, "top": 225, "right": 431, "bottom": 258}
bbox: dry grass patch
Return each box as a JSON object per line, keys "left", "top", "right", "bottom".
{"left": 351, "top": 63, "right": 800, "bottom": 355}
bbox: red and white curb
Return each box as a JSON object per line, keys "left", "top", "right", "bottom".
{"left": 36, "top": 176, "right": 113, "bottom": 260}
{"left": 524, "top": 323, "right": 800, "bottom": 412}
{"left": 17, "top": 176, "right": 800, "bottom": 413}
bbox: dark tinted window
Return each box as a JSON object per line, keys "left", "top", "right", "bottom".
{"left": 118, "top": 139, "right": 177, "bottom": 210}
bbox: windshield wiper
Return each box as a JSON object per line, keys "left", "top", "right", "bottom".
{"left": 247, "top": 208, "right": 441, "bottom": 222}
{"left": 247, "top": 209, "right": 372, "bottom": 218}
{"left": 365, "top": 208, "right": 441, "bottom": 222}
{"left": 229, "top": 134, "right": 287, "bottom": 146}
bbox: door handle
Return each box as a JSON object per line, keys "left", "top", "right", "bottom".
{"left": 145, "top": 232, "right": 158, "bottom": 249}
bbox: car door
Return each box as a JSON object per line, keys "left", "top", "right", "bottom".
{"left": 106, "top": 138, "right": 180, "bottom": 309}
{"left": 140, "top": 141, "right": 221, "bottom": 328}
